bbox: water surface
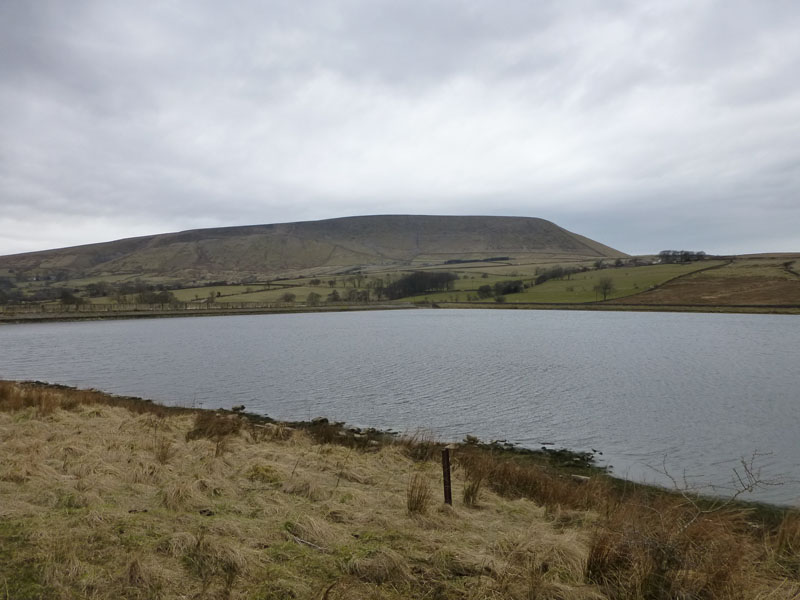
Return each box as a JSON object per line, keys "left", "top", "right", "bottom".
{"left": 1, "top": 309, "right": 797, "bottom": 504}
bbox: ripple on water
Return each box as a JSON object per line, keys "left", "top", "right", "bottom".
{"left": 0, "top": 310, "right": 798, "bottom": 504}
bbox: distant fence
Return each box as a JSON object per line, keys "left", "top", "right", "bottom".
{"left": 0, "top": 301, "right": 291, "bottom": 314}
{"left": 0, "top": 301, "right": 413, "bottom": 317}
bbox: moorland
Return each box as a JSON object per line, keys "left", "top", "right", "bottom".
{"left": 2, "top": 380, "right": 799, "bottom": 600}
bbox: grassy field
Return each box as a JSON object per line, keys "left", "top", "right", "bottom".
{"left": 171, "top": 286, "right": 267, "bottom": 303}
{"left": 5, "top": 255, "right": 800, "bottom": 315}
{"left": 222, "top": 286, "right": 324, "bottom": 303}
{"left": 1, "top": 381, "right": 799, "bottom": 599}
{"left": 508, "top": 262, "right": 724, "bottom": 303}
{"left": 615, "top": 258, "right": 800, "bottom": 306}
{"left": 401, "top": 262, "right": 722, "bottom": 304}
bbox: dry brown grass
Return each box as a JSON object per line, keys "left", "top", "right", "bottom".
{"left": 397, "top": 429, "right": 443, "bottom": 461}
{"left": 152, "top": 436, "right": 176, "bottom": 464}
{"left": 585, "top": 496, "right": 769, "bottom": 599}
{"left": 186, "top": 411, "right": 243, "bottom": 457}
{"left": 1, "top": 380, "right": 798, "bottom": 600}
{"left": 343, "top": 547, "right": 413, "bottom": 585}
{"left": 773, "top": 511, "right": 800, "bottom": 578}
{"left": 406, "top": 471, "right": 432, "bottom": 514}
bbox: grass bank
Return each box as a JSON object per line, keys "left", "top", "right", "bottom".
{"left": 0, "top": 303, "right": 416, "bottom": 324}
{"left": 1, "top": 381, "right": 799, "bottom": 599}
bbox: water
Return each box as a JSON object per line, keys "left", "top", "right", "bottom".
{"left": 1, "top": 309, "right": 798, "bottom": 505}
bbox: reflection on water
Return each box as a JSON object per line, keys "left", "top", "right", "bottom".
{"left": 1, "top": 309, "right": 798, "bottom": 504}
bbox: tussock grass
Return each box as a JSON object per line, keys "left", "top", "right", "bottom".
{"left": 152, "top": 436, "right": 176, "bottom": 464}
{"left": 406, "top": 471, "right": 432, "bottom": 514}
{"left": 343, "top": 547, "right": 413, "bottom": 585}
{"left": 398, "top": 429, "right": 443, "bottom": 461}
{"left": 1, "top": 380, "right": 798, "bottom": 599}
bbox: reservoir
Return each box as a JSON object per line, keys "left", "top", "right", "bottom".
{"left": 1, "top": 309, "right": 798, "bottom": 505}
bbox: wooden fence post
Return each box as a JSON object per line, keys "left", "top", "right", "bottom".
{"left": 442, "top": 447, "right": 452, "bottom": 505}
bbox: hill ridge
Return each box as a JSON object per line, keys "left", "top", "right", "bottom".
{"left": 0, "top": 214, "right": 626, "bottom": 281}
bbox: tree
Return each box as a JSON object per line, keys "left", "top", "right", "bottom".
{"left": 594, "top": 277, "right": 615, "bottom": 301}
{"left": 60, "top": 289, "right": 85, "bottom": 306}
{"left": 383, "top": 271, "right": 458, "bottom": 300}
{"left": 280, "top": 292, "right": 296, "bottom": 303}
{"left": 135, "top": 290, "right": 177, "bottom": 305}
{"left": 326, "top": 290, "right": 340, "bottom": 303}
{"left": 477, "top": 285, "right": 493, "bottom": 299}
{"left": 306, "top": 292, "right": 322, "bottom": 306}
{"left": 493, "top": 280, "right": 523, "bottom": 296}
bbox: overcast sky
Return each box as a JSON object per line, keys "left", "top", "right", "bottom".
{"left": 1, "top": 1, "right": 799, "bottom": 256}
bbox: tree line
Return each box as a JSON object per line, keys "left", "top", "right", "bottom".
{"left": 658, "top": 250, "right": 707, "bottom": 263}
{"left": 384, "top": 271, "right": 458, "bottom": 300}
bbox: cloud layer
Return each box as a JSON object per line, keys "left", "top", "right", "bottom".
{"left": 1, "top": 0, "right": 799, "bottom": 255}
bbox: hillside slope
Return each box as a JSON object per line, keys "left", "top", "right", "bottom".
{"left": 0, "top": 215, "right": 625, "bottom": 281}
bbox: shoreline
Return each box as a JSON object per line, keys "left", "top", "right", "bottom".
{"left": 0, "top": 303, "right": 417, "bottom": 324}
{"left": 2, "top": 379, "right": 790, "bottom": 513}
{"left": 1, "top": 300, "right": 798, "bottom": 324}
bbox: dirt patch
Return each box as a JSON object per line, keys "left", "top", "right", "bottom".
{"left": 611, "top": 275, "right": 800, "bottom": 305}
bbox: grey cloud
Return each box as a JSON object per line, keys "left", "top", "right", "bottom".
{"left": 1, "top": 0, "right": 799, "bottom": 256}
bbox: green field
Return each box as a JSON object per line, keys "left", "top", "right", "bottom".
{"left": 690, "top": 258, "right": 795, "bottom": 279}
{"left": 401, "top": 262, "right": 721, "bottom": 304}
{"left": 222, "top": 286, "right": 324, "bottom": 303}
{"left": 171, "top": 285, "right": 266, "bottom": 302}
{"left": 7, "top": 255, "right": 797, "bottom": 314}
{"left": 507, "top": 262, "right": 723, "bottom": 303}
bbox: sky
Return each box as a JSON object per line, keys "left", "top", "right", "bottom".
{"left": 1, "top": 1, "right": 799, "bottom": 257}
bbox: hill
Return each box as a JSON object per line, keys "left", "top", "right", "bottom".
{"left": 0, "top": 215, "right": 625, "bottom": 283}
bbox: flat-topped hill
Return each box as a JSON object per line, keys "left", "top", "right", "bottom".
{"left": 0, "top": 215, "right": 625, "bottom": 281}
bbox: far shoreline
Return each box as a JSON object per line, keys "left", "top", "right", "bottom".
{"left": 1, "top": 300, "right": 799, "bottom": 324}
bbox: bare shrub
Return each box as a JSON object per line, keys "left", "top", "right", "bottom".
{"left": 186, "top": 412, "right": 242, "bottom": 441}
{"left": 37, "top": 391, "right": 60, "bottom": 416}
{"left": 0, "top": 381, "right": 25, "bottom": 410}
{"left": 774, "top": 511, "right": 800, "bottom": 576}
{"left": 457, "top": 449, "right": 492, "bottom": 507}
{"left": 153, "top": 437, "right": 176, "bottom": 464}
{"left": 398, "top": 430, "right": 441, "bottom": 462}
{"left": 586, "top": 497, "right": 757, "bottom": 599}
{"left": 186, "top": 412, "right": 242, "bottom": 457}
{"left": 406, "top": 472, "right": 431, "bottom": 514}
{"left": 462, "top": 480, "right": 481, "bottom": 507}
